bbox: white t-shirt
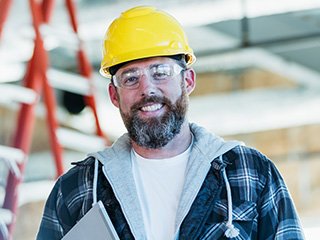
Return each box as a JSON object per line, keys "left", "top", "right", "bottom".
{"left": 131, "top": 145, "right": 191, "bottom": 240}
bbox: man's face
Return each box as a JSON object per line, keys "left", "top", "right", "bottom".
{"left": 108, "top": 57, "right": 195, "bottom": 149}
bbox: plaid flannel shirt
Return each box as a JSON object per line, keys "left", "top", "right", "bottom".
{"left": 37, "top": 143, "right": 304, "bottom": 239}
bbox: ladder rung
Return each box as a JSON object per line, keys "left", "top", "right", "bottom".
{"left": 0, "top": 145, "right": 25, "bottom": 164}
{"left": 0, "top": 84, "right": 37, "bottom": 104}
{"left": 0, "top": 208, "right": 13, "bottom": 225}
{"left": 57, "top": 128, "right": 106, "bottom": 153}
{"left": 0, "top": 35, "right": 33, "bottom": 64}
{"left": 47, "top": 69, "right": 91, "bottom": 96}
{"left": 40, "top": 24, "right": 80, "bottom": 50}
{"left": 0, "top": 63, "right": 25, "bottom": 83}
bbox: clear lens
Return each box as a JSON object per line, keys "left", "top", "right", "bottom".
{"left": 113, "top": 63, "right": 184, "bottom": 89}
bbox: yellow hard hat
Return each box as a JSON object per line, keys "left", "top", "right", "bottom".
{"left": 100, "top": 6, "right": 196, "bottom": 78}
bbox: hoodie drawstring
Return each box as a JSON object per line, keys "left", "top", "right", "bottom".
{"left": 220, "top": 155, "right": 240, "bottom": 238}
{"left": 92, "top": 155, "right": 239, "bottom": 237}
{"left": 92, "top": 159, "right": 99, "bottom": 206}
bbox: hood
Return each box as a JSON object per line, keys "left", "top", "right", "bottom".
{"left": 189, "top": 122, "right": 241, "bottom": 161}
{"left": 88, "top": 122, "right": 242, "bottom": 239}
{"left": 174, "top": 123, "right": 242, "bottom": 235}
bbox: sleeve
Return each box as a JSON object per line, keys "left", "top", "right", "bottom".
{"left": 36, "top": 178, "right": 73, "bottom": 240}
{"left": 257, "top": 160, "right": 305, "bottom": 240}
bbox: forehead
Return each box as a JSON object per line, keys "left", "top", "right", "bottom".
{"left": 118, "top": 57, "right": 176, "bottom": 72}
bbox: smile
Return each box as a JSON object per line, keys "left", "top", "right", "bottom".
{"left": 140, "top": 103, "right": 163, "bottom": 112}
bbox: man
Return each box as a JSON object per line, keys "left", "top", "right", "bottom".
{"left": 37, "top": 6, "right": 304, "bottom": 240}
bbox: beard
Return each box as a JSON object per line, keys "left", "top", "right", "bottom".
{"left": 120, "top": 89, "right": 188, "bottom": 149}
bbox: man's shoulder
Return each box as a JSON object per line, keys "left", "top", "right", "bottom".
{"left": 224, "top": 145, "right": 271, "bottom": 173}
{"left": 60, "top": 157, "right": 95, "bottom": 181}
{"left": 227, "top": 145, "right": 268, "bottom": 159}
{"left": 56, "top": 157, "right": 96, "bottom": 201}
{"left": 38, "top": 157, "right": 98, "bottom": 236}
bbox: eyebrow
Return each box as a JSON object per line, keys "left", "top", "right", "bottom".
{"left": 119, "top": 63, "right": 170, "bottom": 75}
{"left": 120, "top": 67, "right": 140, "bottom": 76}
{"left": 149, "top": 63, "right": 167, "bottom": 69}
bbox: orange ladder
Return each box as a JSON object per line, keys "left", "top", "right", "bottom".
{"left": 0, "top": 0, "right": 109, "bottom": 239}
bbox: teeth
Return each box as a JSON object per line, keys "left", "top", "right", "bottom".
{"left": 141, "top": 104, "right": 162, "bottom": 112}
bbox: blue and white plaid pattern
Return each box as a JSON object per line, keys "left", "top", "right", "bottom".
{"left": 37, "top": 146, "right": 304, "bottom": 239}
{"left": 176, "top": 146, "right": 304, "bottom": 239}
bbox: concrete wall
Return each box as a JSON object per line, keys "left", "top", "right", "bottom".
{"left": 192, "top": 67, "right": 297, "bottom": 96}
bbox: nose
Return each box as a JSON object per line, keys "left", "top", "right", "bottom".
{"left": 139, "top": 74, "right": 158, "bottom": 96}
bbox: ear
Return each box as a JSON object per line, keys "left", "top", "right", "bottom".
{"left": 108, "top": 83, "right": 120, "bottom": 108}
{"left": 184, "top": 68, "right": 196, "bottom": 95}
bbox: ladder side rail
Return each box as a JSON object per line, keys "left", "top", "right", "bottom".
{"left": 2, "top": 45, "right": 44, "bottom": 240}
{"left": 2, "top": 0, "right": 52, "bottom": 238}
{"left": 41, "top": 0, "right": 55, "bottom": 23}
{"left": 64, "top": 0, "right": 110, "bottom": 145}
{"left": 3, "top": 38, "right": 46, "bottom": 207}
{"left": 35, "top": 0, "right": 65, "bottom": 177}
{"left": 42, "top": 74, "right": 64, "bottom": 177}
{"left": 0, "top": 0, "right": 13, "bottom": 38}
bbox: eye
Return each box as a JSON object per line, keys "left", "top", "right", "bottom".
{"left": 120, "top": 71, "right": 140, "bottom": 86}
{"left": 152, "top": 65, "right": 171, "bottom": 80}
{"left": 122, "top": 76, "right": 139, "bottom": 86}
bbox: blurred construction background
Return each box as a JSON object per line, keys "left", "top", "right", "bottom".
{"left": 0, "top": 0, "right": 320, "bottom": 239}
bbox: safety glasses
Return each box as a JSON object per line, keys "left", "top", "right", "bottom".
{"left": 112, "top": 63, "right": 185, "bottom": 89}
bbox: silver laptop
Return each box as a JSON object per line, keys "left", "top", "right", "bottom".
{"left": 62, "top": 200, "right": 120, "bottom": 240}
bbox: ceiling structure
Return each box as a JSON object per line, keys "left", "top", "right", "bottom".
{"left": 1, "top": 0, "right": 320, "bottom": 138}
{"left": 2, "top": 0, "right": 320, "bottom": 72}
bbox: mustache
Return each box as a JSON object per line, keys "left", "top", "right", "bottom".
{"left": 131, "top": 95, "right": 171, "bottom": 112}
